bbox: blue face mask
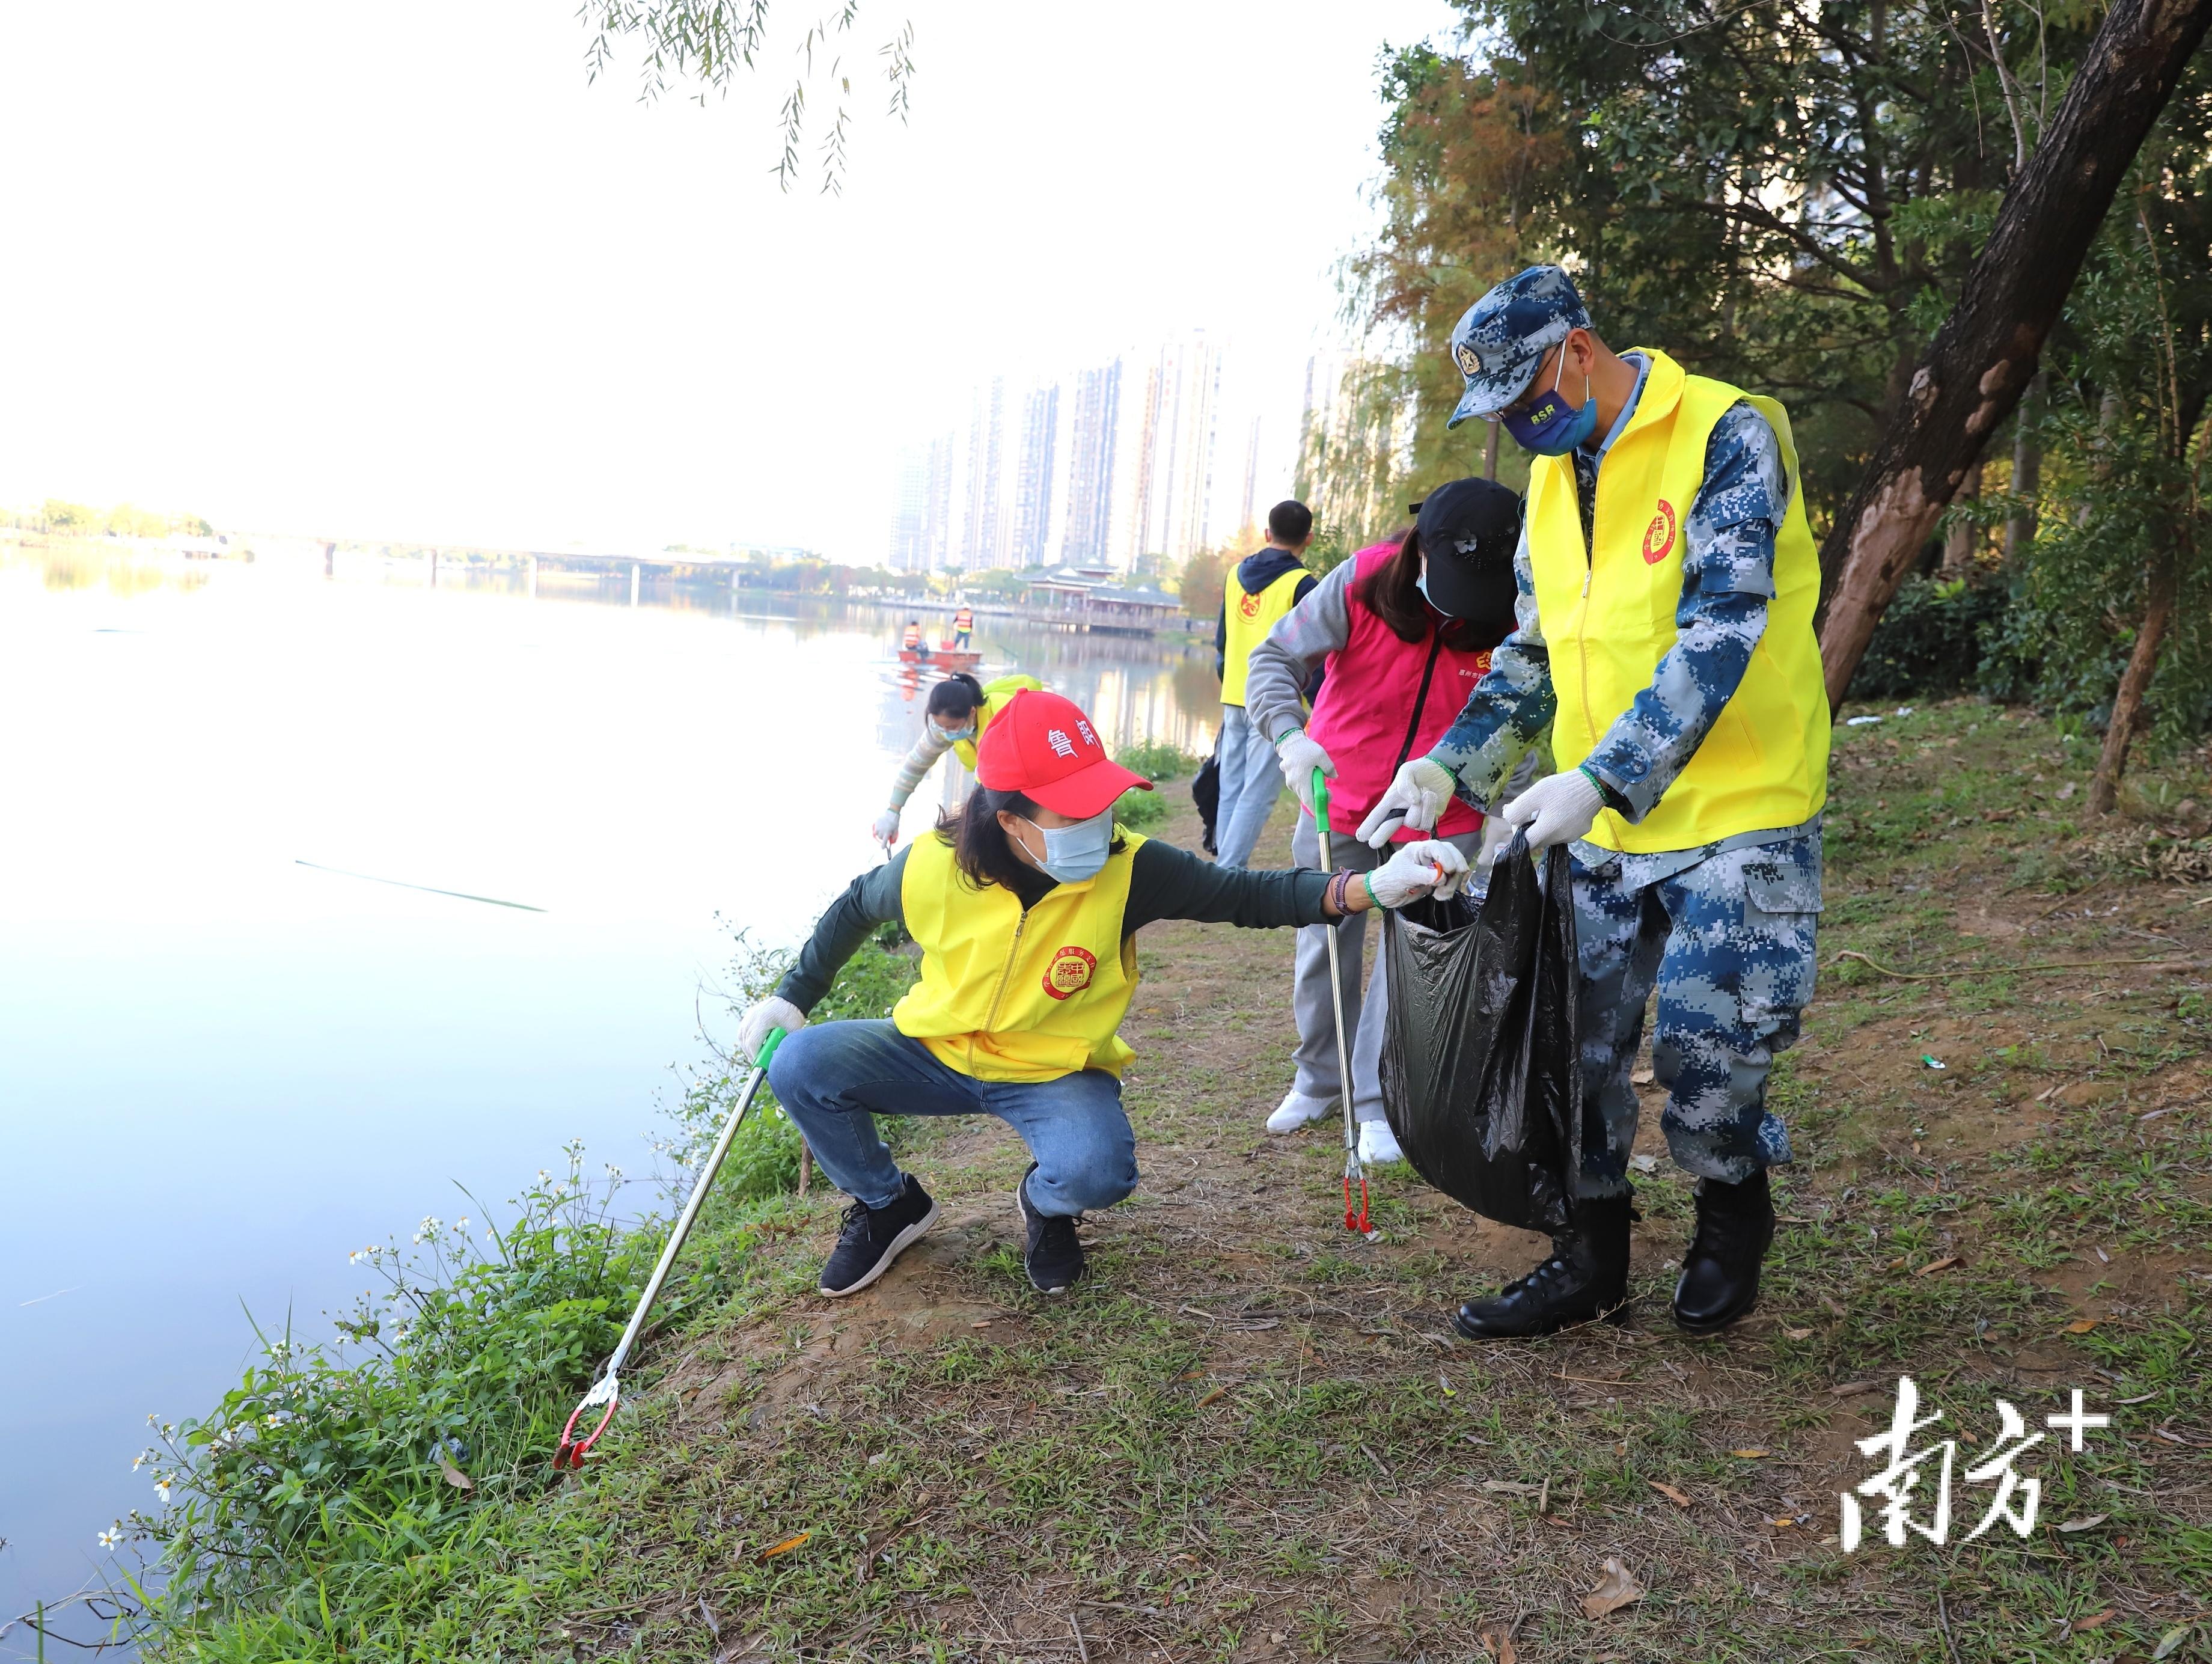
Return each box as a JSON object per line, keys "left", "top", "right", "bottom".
{"left": 1501, "top": 346, "right": 1598, "bottom": 456}
{"left": 1415, "top": 567, "right": 1434, "bottom": 607}
{"left": 1019, "top": 809, "right": 1113, "bottom": 884}
{"left": 936, "top": 721, "right": 976, "bottom": 744}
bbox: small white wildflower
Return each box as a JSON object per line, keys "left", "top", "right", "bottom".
{"left": 155, "top": 1478, "right": 172, "bottom": 1504}
{"left": 98, "top": 1525, "right": 121, "bottom": 1551}
{"left": 132, "top": 1453, "right": 146, "bottom": 1471}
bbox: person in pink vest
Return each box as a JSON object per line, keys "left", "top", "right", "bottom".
{"left": 1242, "top": 478, "right": 1530, "bottom": 1160}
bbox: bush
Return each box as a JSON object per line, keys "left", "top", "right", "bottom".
{"left": 135, "top": 1151, "right": 650, "bottom": 1633}
{"left": 1850, "top": 574, "right": 2010, "bottom": 701}
{"left": 126, "top": 925, "right": 921, "bottom": 1656}
{"left": 1115, "top": 738, "right": 1202, "bottom": 783}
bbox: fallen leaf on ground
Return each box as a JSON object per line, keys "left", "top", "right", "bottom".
{"left": 2064, "top": 1319, "right": 2100, "bottom": 1334}
{"left": 1783, "top": 1326, "right": 1814, "bottom": 1341}
{"left": 1581, "top": 1557, "right": 1645, "bottom": 1620}
{"left": 1630, "top": 1154, "right": 1660, "bottom": 1174}
{"left": 1916, "top": 1255, "right": 1963, "bottom": 1276}
{"left": 1830, "top": 1380, "right": 1880, "bottom": 1398}
{"left": 2152, "top": 1625, "right": 2195, "bottom": 1659}
{"left": 1196, "top": 1385, "right": 1228, "bottom": 1407}
{"left": 1630, "top": 1068, "right": 1655, "bottom": 1085}
{"left": 1479, "top": 1626, "right": 1518, "bottom": 1664}
{"left": 436, "top": 1457, "right": 475, "bottom": 1491}
{"left": 1770, "top": 1516, "right": 1798, "bottom": 1529}
{"left": 756, "top": 1532, "right": 810, "bottom": 1562}
{"left": 1482, "top": 1479, "right": 1542, "bottom": 1496}
{"left": 2074, "top": 1607, "right": 2115, "bottom": 1630}
{"left": 1649, "top": 1480, "right": 1692, "bottom": 1508}
{"left": 1730, "top": 1448, "right": 1772, "bottom": 1459}
{"left": 2056, "top": 1514, "right": 2108, "bottom": 1533}
{"left": 1884, "top": 1256, "right": 1909, "bottom": 1272}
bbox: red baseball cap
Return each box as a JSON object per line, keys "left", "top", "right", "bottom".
{"left": 974, "top": 689, "right": 1152, "bottom": 818}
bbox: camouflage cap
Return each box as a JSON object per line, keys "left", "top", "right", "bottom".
{"left": 1446, "top": 265, "right": 1592, "bottom": 429}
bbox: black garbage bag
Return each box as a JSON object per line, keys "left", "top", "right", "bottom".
{"left": 1193, "top": 742, "right": 1222, "bottom": 856}
{"left": 1378, "top": 833, "right": 1583, "bottom": 1234}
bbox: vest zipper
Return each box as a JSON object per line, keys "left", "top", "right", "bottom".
{"left": 972, "top": 906, "right": 1030, "bottom": 1072}
{"left": 1575, "top": 471, "right": 1601, "bottom": 750}
{"left": 1392, "top": 632, "right": 1448, "bottom": 776}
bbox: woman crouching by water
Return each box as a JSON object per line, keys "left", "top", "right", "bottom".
{"left": 737, "top": 689, "right": 1468, "bottom": 1299}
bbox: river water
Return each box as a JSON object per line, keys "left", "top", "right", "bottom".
{"left": 0, "top": 545, "right": 1220, "bottom": 1647}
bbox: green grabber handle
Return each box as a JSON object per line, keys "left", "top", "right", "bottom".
{"left": 1313, "top": 767, "right": 1333, "bottom": 844}
{"left": 555, "top": 1024, "right": 787, "bottom": 1469}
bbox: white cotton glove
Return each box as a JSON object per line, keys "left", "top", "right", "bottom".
{"left": 1500, "top": 767, "right": 1606, "bottom": 849}
{"left": 737, "top": 996, "right": 805, "bottom": 1063}
{"left": 1273, "top": 729, "right": 1337, "bottom": 815}
{"left": 871, "top": 808, "right": 902, "bottom": 848}
{"left": 1366, "top": 839, "right": 1474, "bottom": 908}
{"left": 1357, "top": 756, "right": 1456, "bottom": 848}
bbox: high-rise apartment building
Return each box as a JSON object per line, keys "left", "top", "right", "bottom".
{"left": 1060, "top": 361, "right": 1120, "bottom": 567}
{"left": 1011, "top": 382, "right": 1060, "bottom": 569}
{"left": 959, "top": 378, "right": 1007, "bottom": 570}
{"left": 886, "top": 334, "right": 1288, "bottom": 577}
{"left": 888, "top": 445, "right": 930, "bottom": 572}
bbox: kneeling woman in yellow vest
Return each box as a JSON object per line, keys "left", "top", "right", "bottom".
{"left": 872, "top": 671, "right": 1045, "bottom": 848}
{"left": 739, "top": 688, "right": 1468, "bottom": 1300}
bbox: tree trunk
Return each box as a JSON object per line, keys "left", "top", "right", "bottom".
{"left": 1815, "top": 0, "right": 2212, "bottom": 706}
{"left": 1940, "top": 460, "right": 1984, "bottom": 578}
{"left": 2003, "top": 372, "right": 2044, "bottom": 565}
{"left": 2090, "top": 549, "right": 2178, "bottom": 814}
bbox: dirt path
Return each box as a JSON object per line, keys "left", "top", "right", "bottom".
{"left": 576, "top": 701, "right": 2212, "bottom": 1664}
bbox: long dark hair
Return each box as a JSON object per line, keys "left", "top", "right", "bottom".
{"left": 936, "top": 788, "right": 1128, "bottom": 892}
{"left": 926, "top": 672, "right": 985, "bottom": 721}
{"left": 1351, "top": 528, "right": 1500, "bottom": 652}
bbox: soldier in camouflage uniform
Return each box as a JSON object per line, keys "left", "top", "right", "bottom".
{"left": 1360, "top": 265, "right": 1831, "bottom": 1338}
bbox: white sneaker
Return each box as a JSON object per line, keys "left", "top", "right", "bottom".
{"left": 1357, "top": 1119, "right": 1405, "bottom": 1165}
{"left": 1265, "top": 1090, "right": 1336, "bottom": 1134}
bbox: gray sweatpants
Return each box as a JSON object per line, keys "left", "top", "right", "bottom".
{"left": 1289, "top": 812, "right": 1484, "bottom": 1124}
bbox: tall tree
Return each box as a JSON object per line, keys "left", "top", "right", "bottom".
{"left": 1815, "top": 0, "right": 2212, "bottom": 705}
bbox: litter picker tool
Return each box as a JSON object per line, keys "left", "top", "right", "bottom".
{"left": 1314, "top": 772, "right": 1370, "bottom": 1235}
{"left": 554, "top": 1027, "right": 787, "bottom": 1470}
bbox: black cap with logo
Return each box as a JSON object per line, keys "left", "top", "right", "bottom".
{"left": 1409, "top": 476, "right": 1523, "bottom": 639}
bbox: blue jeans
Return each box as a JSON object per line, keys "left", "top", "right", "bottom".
{"left": 1212, "top": 703, "right": 1280, "bottom": 869}
{"left": 766, "top": 1020, "right": 1138, "bottom": 1216}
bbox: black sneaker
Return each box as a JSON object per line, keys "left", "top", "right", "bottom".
{"left": 819, "top": 1175, "right": 938, "bottom": 1298}
{"left": 1015, "top": 1164, "right": 1085, "bottom": 1294}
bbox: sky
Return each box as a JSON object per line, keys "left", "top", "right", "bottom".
{"left": 0, "top": 0, "right": 1463, "bottom": 563}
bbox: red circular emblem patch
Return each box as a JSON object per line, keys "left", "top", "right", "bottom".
{"left": 1238, "top": 590, "right": 1263, "bottom": 619}
{"left": 1641, "top": 500, "right": 1678, "bottom": 565}
{"left": 1042, "top": 945, "right": 1097, "bottom": 1000}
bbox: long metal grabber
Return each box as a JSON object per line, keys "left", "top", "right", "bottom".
{"left": 554, "top": 1027, "right": 787, "bottom": 1470}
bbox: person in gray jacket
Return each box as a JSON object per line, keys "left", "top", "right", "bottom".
{"left": 1242, "top": 480, "right": 1531, "bottom": 1162}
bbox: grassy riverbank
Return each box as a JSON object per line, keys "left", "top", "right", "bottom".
{"left": 138, "top": 699, "right": 2211, "bottom": 1663}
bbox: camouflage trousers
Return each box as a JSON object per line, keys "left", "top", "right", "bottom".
{"left": 1569, "top": 832, "right": 1821, "bottom": 1198}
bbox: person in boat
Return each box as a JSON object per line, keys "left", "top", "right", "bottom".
{"left": 1242, "top": 477, "right": 1531, "bottom": 1167}
{"left": 900, "top": 619, "right": 930, "bottom": 660}
{"left": 741, "top": 688, "right": 1471, "bottom": 1297}
{"left": 952, "top": 601, "right": 976, "bottom": 649}
{"left": 873, "top": 671, "right": 1043, "bottom": 848}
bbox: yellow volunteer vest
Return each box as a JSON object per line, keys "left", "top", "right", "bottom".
{"left": 952, "top": 674, "right": 1044, "bottom": 771}
{"left": 1220, "top": 566, "right": 1309, "bottom": 706}
{"left": 1524, "top": 349, "right": 1830, "bottom": 854}
{"left": 893, "top": 828, "right": 1146, "bottom": 1081}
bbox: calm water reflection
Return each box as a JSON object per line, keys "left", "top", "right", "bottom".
{"left": 0, "top": 545, "right": 1217, "bottom": 1647}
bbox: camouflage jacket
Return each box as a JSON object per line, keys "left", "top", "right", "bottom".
{"left": 1430, "top": 358, "right": 1795, "bottom": 860}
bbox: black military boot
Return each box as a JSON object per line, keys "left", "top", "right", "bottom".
{"left": 1672, "top": 1169, "right": 1775, "bottom": 1333}
{"left": 1453, "top": 1194, "right": 1633, "bottom": 1339}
